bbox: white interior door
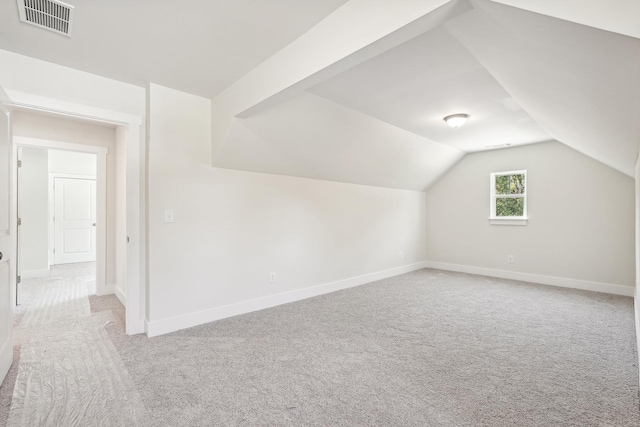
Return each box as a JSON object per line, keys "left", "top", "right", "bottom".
{"left": 0, "top": 94, "right": 14, "bottom": 385}
{"left": 54, "top": 177, "right": 96, "bottom": 264}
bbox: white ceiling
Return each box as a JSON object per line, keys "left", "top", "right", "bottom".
{"left": 1, "top": 0, "right": 639, "bottom": 189}
{"left": 308, "top": 26, "right": 551, "bottom": 152}
{"left": 213, "top": 92, "right": 464, "bottom": 191}
{"left": 211, "top": 0, "right": 639, "bottom": 183}
{"left": 446, "top": 0, "right": 640, "bottom": 175}
{"left": 0, "top": 0, "right": 348, "bottom": 97}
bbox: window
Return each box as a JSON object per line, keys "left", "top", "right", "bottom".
{"left": 490, "top": 170, "right": 527, "bottom": 225}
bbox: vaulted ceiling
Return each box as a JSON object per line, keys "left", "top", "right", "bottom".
{"left": 1, "top": 0, "right": 638, "bottom": 190}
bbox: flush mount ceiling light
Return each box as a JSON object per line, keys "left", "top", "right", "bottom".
{"left": 443, "top": 113, "right": 469, "bottom": 128}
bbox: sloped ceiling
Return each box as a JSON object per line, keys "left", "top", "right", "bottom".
{"left": 446, "top": 0, "right": 640, "bottom": 175}
{"left": 213, "top": 92, "right": 464, "bottom": 191}
{"left": 1, "top": 0, "right": 638, "bottom": 189}
{"left": 212, "top": 0, "right": 640, "bottom": 186}
{"left": 308, "top": 26, "right": 551, "bottom": 152}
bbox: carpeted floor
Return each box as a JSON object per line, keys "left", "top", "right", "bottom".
{"left": 1, "top": 267, "right": 639, "bottom": 426}
{"left": 0, "top": 263, "right": 146, "bottom": 426}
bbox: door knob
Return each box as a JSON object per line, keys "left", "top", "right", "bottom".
{"left": 0, "top": 252, "right": 3, "bottom": 261}
{"left": 92, "top": 223, "right": 96, "bottom": 226}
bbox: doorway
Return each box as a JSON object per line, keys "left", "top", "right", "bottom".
{"left": 17, "top": 145, "right": 101, "bottom": 304}
{"left": 7, "top": 100, "right": 145, "bottom": 336}
{"left": 14, "top": 136, "right": 107, "bottom": 304}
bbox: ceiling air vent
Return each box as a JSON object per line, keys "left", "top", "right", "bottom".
{"left": 16, "top": 0, "right": 74, "bottom": 37}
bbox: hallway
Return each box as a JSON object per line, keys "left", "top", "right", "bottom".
{"left": 0, "top": 263, "right": 147, "bottom": 426}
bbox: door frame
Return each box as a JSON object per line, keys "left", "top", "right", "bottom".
{"left": 0, "top": 87, "right": 13, "bottom": 386}
{"left": 7, "top": 92, "right": 146, "bottom": 336}
{"left": 15, "top": 138, "right": 107, "bottom": 295}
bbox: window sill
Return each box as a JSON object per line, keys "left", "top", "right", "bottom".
{"left": 489, "top": 217, "right": 528, "bottom": 226}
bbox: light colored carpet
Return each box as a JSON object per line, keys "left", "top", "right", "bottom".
{"left": 113, "top": 269, "right": 639, "bottom": 426}
{"left": 17, "top": 276, "right": 91, "bottom": 328}
{"left": 2, "top": 263, "right": 147, "bottom": 427}
{"left": 1, "top": 267, "right": 639, "bottom": 426}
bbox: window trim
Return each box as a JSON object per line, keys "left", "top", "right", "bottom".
{"left": 489, "top": 169, "right": 528, "bottom": 226}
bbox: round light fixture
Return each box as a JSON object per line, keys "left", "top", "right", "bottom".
{"left": 443, "top": 113, "right": 469, "bottom": 128}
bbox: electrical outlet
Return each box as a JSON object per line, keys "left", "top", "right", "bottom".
{"left": 507, "top": 255, "right": 514, "bottom": 263}
{"left": 270, "top": 272, "right": 276, "bottom": 283}
{"left": 397, "top": 251, "right": 404, "bottom": 260}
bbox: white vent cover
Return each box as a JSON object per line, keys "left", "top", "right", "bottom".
{"left": 16, "top": 0, "right": 74, "bottom": 37}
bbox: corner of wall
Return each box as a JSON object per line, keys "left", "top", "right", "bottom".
{"left": 115, "top": 284, "right": 126, "bottom": 307}
{"left": 210, "top": 98, "right": 233, "bottom": 165}
{"left": 145, "top": 261, "right": 429, "bottom": 337}
{"left": 423, "top": 151, "right": 466, "bottom": 193}
{"left": 423, "top": 261, "right": 634, "bottom": 297}
{"left": 96, "top": 283, "right": 116, "bottom": 297}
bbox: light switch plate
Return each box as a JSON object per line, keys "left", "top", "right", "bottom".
{"left": 164, "top": 209, "right": 175, "bottom": 223}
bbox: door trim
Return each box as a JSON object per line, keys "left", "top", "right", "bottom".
{"left": 7, "top": 90, "right": 149, "bottom": 335}
{"left": 0, "top": 87, "right": 13, "bottom": 386}
{"left": 6, "top": 91, "right": 146, "bottom": 336}
{"left": 15, "top": 138, "right": 107, "bottom": 296}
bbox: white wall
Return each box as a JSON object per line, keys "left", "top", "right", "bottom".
{"left": 48, "top": 149, "right": 97, "bottom": 176}
{"left": 13, "top": 112, "right": 119, "bottom": 287}
{"left": 634, "top": 156, "right": 639, "bottom": 377}
{"left": 426, "top": 141, "right": 635, "bottom": 291}
{"left": 147, "top": 83, "right": 428, "bottom": 335}
{"left": 19, "top": 147, "right": 49, "bottom": 274}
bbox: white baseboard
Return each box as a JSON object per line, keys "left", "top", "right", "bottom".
{"left": 424, "top": 261, "right": 634, "bottom": 297}
{"left": 146, "top": 261, "right": 428, "bottom": 338}
{"left": 96, "top": 283, "right": 116, "bottom": 296}
{"left": 114, "top": 286, "right": 126, "bottom": 307}
{"left": 635, "top": 285, "right": 640, "bottom": 389}
{"left": 21, "top": 268, "right": 49, "bottom": 279}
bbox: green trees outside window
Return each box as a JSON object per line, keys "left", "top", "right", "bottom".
{"left": 494, "top": 174, "right": 525, "bottom": 216}
{"left": 491, "top": 171, "right": 527, "bottom": 219}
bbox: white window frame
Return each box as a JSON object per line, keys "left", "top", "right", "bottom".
{"left": 490, "top": 169, "right": 527, "bottom": 226}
